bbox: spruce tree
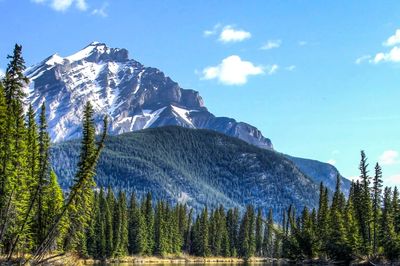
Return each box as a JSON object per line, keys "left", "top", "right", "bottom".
{"left": 262, "top": 208, "right": 274, "bottom": 257}
{"left": 372, "top": 163, "right": 383, "bottom": 255}
{"left": 1, "top": 44, "right": 30, "bottom": 255}
{"left": 380, "top": 187, "right": 400, "bottom": 260}
{"left": 114, "top": 191, "right": 128, "bottom": 257}
{"left": 255, "top": 208, "right": 263, "bottom": 256}
{"left": 226, "top": 208, "right": 239, "bottom": 257}
{"left": 128, "top": 192, "right": 146, "bottom": 255}
{"left": 142, "top": 192, "right": 154, "bottom": 255}
{"left": 358, "top": 150, "right": 372, "bottom": 254}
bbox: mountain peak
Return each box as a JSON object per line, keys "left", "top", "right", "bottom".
{"left": 25, "top": 43, "right": 272, "bottom": 149}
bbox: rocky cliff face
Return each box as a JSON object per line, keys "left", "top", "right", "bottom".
{"left": 25, "top": 42, "right": 272, "bottom": 149}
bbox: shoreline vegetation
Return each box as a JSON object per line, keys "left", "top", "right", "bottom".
{"left": 2, "top": 253, "right": 392, "bottom": 266}
{"left": 0, "top": 45, "right": 399, "bottom": 265}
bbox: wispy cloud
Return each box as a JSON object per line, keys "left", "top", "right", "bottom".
{"left": 379, "top": 150, "right": 399, "bottom": 165}
{"left": 91, "top": 2, "right": 108, "bottom": 17}
{"left": 265, "top": 64, "right": 279, "bottom": 75}
{"left": 202, "top": 55, "right": 265, "bottom": 85}
{"left": 355, "top": 55, "right": 371, "bottom": 64}
{"left": 298, "top": 41, "right": 307, "bottom": 46}
{"left": 261, "top": 40, "right": 281, "bottom": 50}
{"left": 285, "top": 65, "right": 296, "bottom": 71}
{"left": 204, "top": 24, "right": 251, "bottom": 43}
{"left": 327, "top": 159, "right": 336, "bottom": 165}
{"left": 218, "top": 25, "right": 251, "bottom": 43}
{"left": 384, "top": 174, "right": 400, "bottom": 187}
{"left": 203, "top": 23, "right": 221, "bottom": 37}
{"left": 31, "top": 0, "right": 88, "bottom": 12}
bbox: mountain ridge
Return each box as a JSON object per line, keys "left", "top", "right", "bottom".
{"left": 25, "top": 42, "right": 273, "bottom": 149}
{"left": 26, "top": 42, "right": 350, "bottom": 194}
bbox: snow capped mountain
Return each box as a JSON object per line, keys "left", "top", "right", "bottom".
{"left": 25, "top": 42, "right": 273, "bottom": 149}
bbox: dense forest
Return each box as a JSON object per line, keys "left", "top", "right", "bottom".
{"left": 0, "top": 44, "right": 399, "bottom": 264}
{"left": 50, "top": 125, "right": 323, "bottom": 218}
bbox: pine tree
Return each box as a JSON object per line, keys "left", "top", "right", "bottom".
{"left": 255, "top": 208, "right": 263, "bottom": 256}
{"left": 345, "top": 182, "right": 362, "bottom": 256}
{"left": 392, "top": 187, "right": 400, "bottom": 235}
{"left": 326, "top": 175, "right": 350, "bottom": 260}
{"left": 226, "top": 208, "right": 239, "bottom": 257}
{"left": 128, "top": 192, "right": 146, "bottom": 255}
{"left": 32, "top": 101, "right": 107, "bottom": 260}
{"left": 262, "top": 208, "right": 274, "bottom": 257}
{"left": 372, "top": 163, "right": 383, "bottom": 255}
{"left": 42, "top": 171, "right": 66, "bottom": 250}
{"left": 0, "top": 44, "right": 30, "bottom": 255}
{"left": 114, "top": 191, "right": 128, "bottom": 257}
{"left": 105, "top": 186, "right": 115, "bottom": 257}
{"left": 317, "top": 182, "right": 329, "bottom": 257}
{"left": 358, "top": 150, "right": 372, "bottom": 255}
{"left": 238, "top": 205, "right": 256, "bottom": 259}
{"left": 154, "top": 200, "right": 168, "bottom": 256}
{"left": 380, "top": 187, "right": 400, "bottom": 260}
{"left": 142, "top": 192, "right": 154, "bottom": 255}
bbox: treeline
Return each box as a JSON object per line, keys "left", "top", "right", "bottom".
{"left": 78, "top": 153, "right": 400, "bottom": 263}
{"left": 0, "top": 44, "right": 107, "bottom": 264}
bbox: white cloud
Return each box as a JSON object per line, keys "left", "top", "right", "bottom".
{"left": 92, "top": 2, "right": 108, "bottom": 17}
{"left": 261, "top": 40, "right": 281, "bottom": 50}
{"left": 31, "top": 0, "right": 88, "bottom": 12}
{"left": 355, "top": 55, "right": 371, "bottom": 64}
{"left": 285, "top": 65, "right": 296, "bottom": 71}
{"left": 0, "top": 68, "right": 4, "bottom": 78}
{"left": 202, "top": 55, "right": 264, "bottom": 85}
{"left": 379, "top": 150, "right": 399, "bottom": 165}
{"left": 385, "top": 174, "right": 400, "bottom": 187}
{"left": 383, "top": 29, "right": 400, "bottom": 46}
{"left": 327, "top": 159, "right": 336, "bottom": 165}
{"left": 203, "top": 24, "right": 221, "bottom": 37}
{"left": 266, "top": 64, "right": 278, "bottom": 75}
{"left": 219, "top": 25, "right": 251, "bottom": 43}
{"left": 371, "top": 46, "right": 400, "bottom": 63}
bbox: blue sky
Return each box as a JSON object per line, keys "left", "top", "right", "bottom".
{"left": 1, "top": 0, "right": 400, "bottom": 187}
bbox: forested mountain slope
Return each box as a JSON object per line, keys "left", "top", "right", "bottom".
{"left": 51, "top": 126, "right": 320, "bottom": 217}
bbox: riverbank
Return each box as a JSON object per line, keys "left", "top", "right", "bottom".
{"left": 35, "top": 253, "right": 280, "bottom": 265}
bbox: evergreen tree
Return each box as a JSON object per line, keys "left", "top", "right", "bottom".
{"left": 141, "top": 192, "right": 154, "bottom": 255}
{"left": 372, "top": 163, "right": 383, "bottom": 255}
{"left": 345, "top": 182, "right": 362, "bottom": 256}
{"left": 262, "top": 208, "right": 274, "bottom": 257}
{"left": 128, "top": 193, "right": 146, "bottom": 255}
{"left": 105, "top": 186, "right": 114, "bottom": 257}
{"left": 358, "top": 150, "right": 372, "bottom": 254}
{"left": 238, "top": 205, "right": 256, "bottom": 259}
{"left": 226, "top": 208, "right": 239, "bottom": 257}
{"left": 0, "top": 44, "right": 30, "bottom": 255}
{"left": 317, "top": 182, "right": 329, "bottom": 257}
{"left": 114, "top": 191, "right": 128, "bottom": 257}
{"left": 392, "top": 187, "right": 400, "bottom": 235}
{"left": 255, "top": 208, "right": 263, "bottom": 256}
{"left": 326, "top": 175, "right": 350, "bottom": 261}
{"left": 380, "top": 187, "right": 400, "bottom": 260}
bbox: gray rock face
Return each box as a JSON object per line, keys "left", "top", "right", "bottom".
{"left": 25, "top": 42, "right": 273, "bottom": 149}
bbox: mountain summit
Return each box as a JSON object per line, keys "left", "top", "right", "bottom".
{"left": 25, "top": 42, "right": 273, "bottom": 149}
